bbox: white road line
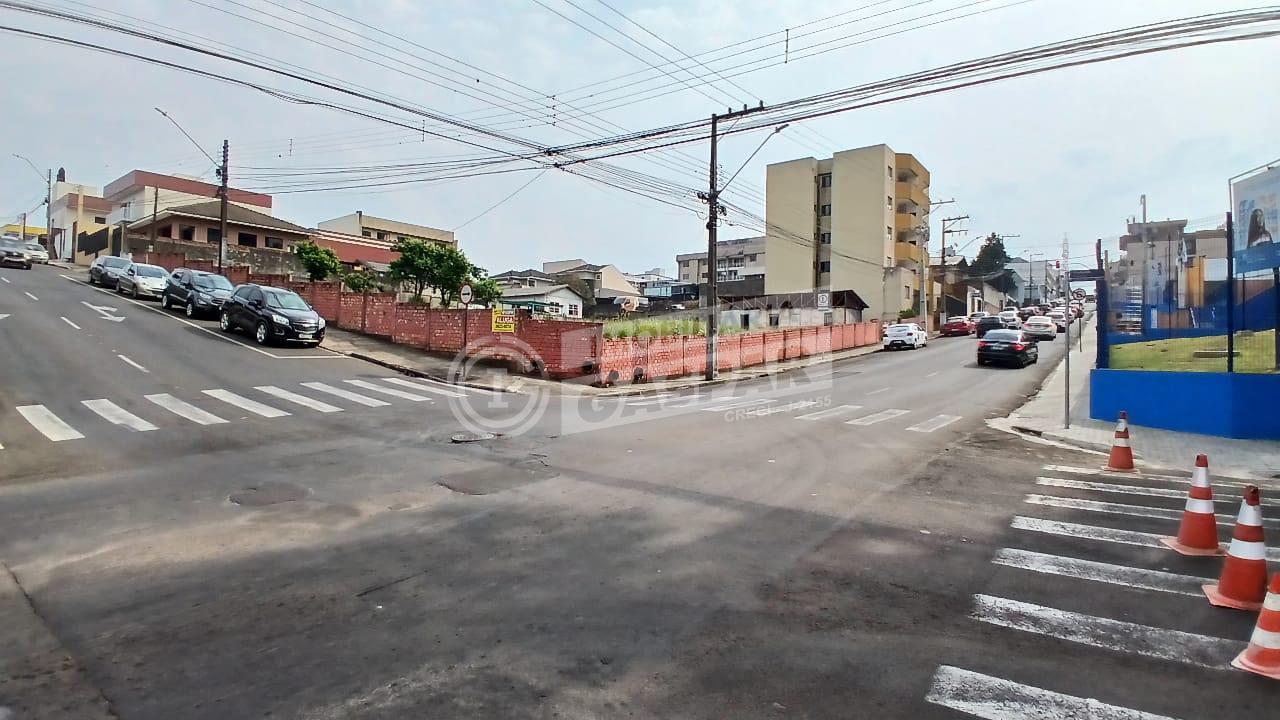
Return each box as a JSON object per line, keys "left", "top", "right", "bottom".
{"left": 15, "top": 405, "right": 84, "bottom": 441}
{"left": 144, "top": 393, "right": 228, "bottom": 425}
{"left": 795, "top": 404, "right": 863, "bottom": 421}
{"left": 255, "top": 385, "right": 343, "bottom": 412}
{"left": 624, "top": 393, "right": 675, "bottom": 406}
{"left": 701, "top": 397, "right": 773, "bottom": 412}
{"left": 379, "top": 376, "right": 465, "bottom": 398}
{"left": 81, "top": 399, "right": 158, "bottom": 432}
{"left": 991, "top": 548, "right": 1209, "bottom": 597}
{"left": 747, "top": 399, "right": 819, "bottom": 416}
{"left": 202, "top": 390, "right": 290, "bottom": 418}
{"left": 906, "top": 414, "right": 962, "bottom": 433}
{"left": 1036, "top": 476, "right": 1278, "bottom": 507}
{"left": 846, "top": 408, "right": 910, "bottom": 426}
{"left": 0, "top": 276, "right": 9, "bottom": 283}
{"left": 117, "top": 354, "right": 148, "bottom": 373}
{"left": 1044, "top": 464, "right": 1262, "bottom": 488}
{"left": 412, "top": 375, "right": 503, "bottom": 396}
{"left": 60, "top": 316, "right": 81, "bottom": 330}
{"left": 971, "top": 594, "right": 1244, "bottom": 670}
{"left": 1012, "top": 515, "right": 1280, "bottom": 560}
{"left": 866, "top": 386, "right": 891, "bottom": 395}
{"left": 23, "top": 291, "right": 37, "bottom": 301}
{"left": 300, "top": 382, "right": 390, "bottom": 407}
{"left": 344, "top": 379, "right": 433, "bottom": 402}
{"left": 926, "top": 371, "right": 939, "bottom": 378}
{"left": 1024, "top": 494, "right": 1280, "bottom": 529}
{"left": 926, "top": 665, "right": 1185, "bottom": 720}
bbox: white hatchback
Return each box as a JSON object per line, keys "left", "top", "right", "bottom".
{"left": 883, "top": 322, "right": 927, "bottom": 350}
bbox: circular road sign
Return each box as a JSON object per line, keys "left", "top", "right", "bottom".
{"left": 459, "top": 283, "right": 474, "bottom": 304}
{"left": 1072, "top": 288, "right": 1086, "bottom": 300}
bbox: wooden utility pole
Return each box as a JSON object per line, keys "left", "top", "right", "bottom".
{"left": 217, "top": 139, "right": 229, "bottom": 274}
{"left": 150, "top": 186, "right": 159, "bottom": 245}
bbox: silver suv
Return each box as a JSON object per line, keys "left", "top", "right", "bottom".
{"left": 0, "top": 237, "right": 32, "bottom": 269}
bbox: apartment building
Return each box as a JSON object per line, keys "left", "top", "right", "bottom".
{"left": 676, "top": 236, "right": 766, "bottom": 284}
{"left": 764, "top": 145, "right": 930, "bottom": 323}
{"left": 317, "top": 211, "right": 455, "bottom": 248}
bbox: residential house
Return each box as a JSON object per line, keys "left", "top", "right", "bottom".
{"left": 542, "top": 259, "right": 643, "bottom": 302}
{"left": 1006, "top": 256, "right": 1062, "bottom": 305}
{"left": 103, "top": 170, "right": 273, "bottom": 227}
{"left": 676, "top": 236, "right": 767, "bottom": 303}
{"left": 490, "top": 269, "right": 558, "bottom": 290}
{"left": 47, "top": 179, "right": 113, "bottom": 263}
{"left": 500, "top": 284, "right": 587, "bottom": 319}
{"left": 123, "top": 200, "right": 310, "bottom": 275}
{"left": 316, "top": 211, "right": 455, "bottom": 249}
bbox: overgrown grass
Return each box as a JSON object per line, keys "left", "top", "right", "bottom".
{"left": 1110, "top": 330, "right": 1276, "bottom": 373}
{"left": 602, "top": 317, "right": 751, "bottom": 339}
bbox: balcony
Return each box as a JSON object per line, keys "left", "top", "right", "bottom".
{"left": 894, "top": 241, "right": 924, "bottom": 266}
{"left": 895, "top": 153, "right": 930, "bottom": 185}
{"left": 895, "top": 181, "right": 929, "bottom": 210}
{"left": 895, "top": 212, "right": 922, "bottom": 235}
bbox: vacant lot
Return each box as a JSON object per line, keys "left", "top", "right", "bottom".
{"left": 1109, "top": 329, "right": 1276, "bottom": 372}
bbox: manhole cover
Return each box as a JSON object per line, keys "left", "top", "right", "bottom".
{"left": 452, "top": 431, "right": 496, "bottom": 443}
{"left": 229, "top": 482, "right": 309, "bottom": 506}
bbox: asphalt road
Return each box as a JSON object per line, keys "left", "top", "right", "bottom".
{"left": 3, "top": 264, "right": 1268, "bottom": 719}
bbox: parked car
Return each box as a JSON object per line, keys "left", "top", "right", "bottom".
{"left": 1022, "top": 315, "right": 1057, "bottom": 341}
{"left": 88, "top": 256, "right": 132, "bottom": 287}
{"left": 1017, "top": 306, "right": 1038, "bottom": 320}
{"left": 220, "top": 283, "right": 326, "bottom": 347}
{"left": 116, "top": 262, "right": 169, "bottom": 299}
{"left": 997, "top": 310, "right": 1021, "bottom": 328}
{"left": 882, "top": 322, "right": 927, "bottom": 350}
{"left": 1046, "top": 309, "right": 1069, "bottom": 332}
{"left": 977, "top": 329, "right": 1040, "bottom": 367}
{"left": 941, "top": 316, "right": 973, "bottom": 336}
{"left": 162, "top": 268, "right": 235, "bottom": 318}
{"left": 974, "top": 315, "right": 1005, "bottom": 338}
{"left": 968, "top": 311, "right": 989, "bottom": 323}
{"left": 0, "top": 237, "right": 32, "bottom": 269}
{"left": 24, "top": 242, "right": 49, "bottom": 264}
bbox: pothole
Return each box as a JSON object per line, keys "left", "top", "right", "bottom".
{"left": 229, "top": 482, "right": 309, "bottom": 506}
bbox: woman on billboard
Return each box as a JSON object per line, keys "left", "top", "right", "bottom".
{"left": 1247, "top": 208, "right": 1273, "bottom": 247}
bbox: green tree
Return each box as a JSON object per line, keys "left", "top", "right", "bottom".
{"left": 969, "top": 233, "right": 1011, "bottom": 284}
{"left": 294, "top": 240, "right": 342, "bottom": 282}
{"left": 389, "top": 239, "right": 478, "bottom": 306}
{"left": 468, "top": 276, "right": 503, "bottom": 307}
{"left": 342, "top": 269, "right": 375, "bottom": 293}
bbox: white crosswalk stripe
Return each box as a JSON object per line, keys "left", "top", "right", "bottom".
{"left": 905, "top": 414, "right": 961, "bottom": 433}
{"left": 82, "top": 399, "right": 158, "bottom": 432}
{"left": 344, "top": 379, "right": 434, "bottom": 402}
{"left": 1044, "top": 463, "right": 1269, "bottom": 490}
{"left": 991, "top": 548, "right": 1209, "bottom": 597}
{"left": 926, "top": 665, "right": 1185, "bottom": 720}
{"left": 379, "top": 376, "right": 465, "bottom": 398}
{"left": 1024, "top": 493, "right": 1280, "bottom": 529}
{"left": 622, "top": 393, "right": 675, "bottom": 407}
{"left": 300, "top": 382, "right": 390, "bottom": 407}
{"left": 144, "top": 394, "right": 228, "bottom": 425}
{"left": 1037, "top": 476, "right": 1279, "bottom": 507}
{"left": 701, "top": 397, "right": 772, "bottom": 412}
{"left": 16, "top": 405, "right": 84, "bottom": 441}
{"left": 795, "top": 404, "right": 862, "bottom": 421}
{"left": 255, "top": 386, "right": 343, "bottom": 412}
{"left": 845, "top": 408, "right": 910, "bottom": 426}
{"left": 1012, "top": 515, "right": 1280, "bottom": 561}
{"left": 203, "top": 389, "right": 290, "bottom": 418}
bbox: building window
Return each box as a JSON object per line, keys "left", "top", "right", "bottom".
{"left": 905, "top": 286, "right": 912, "bottom": 299}
{"left": 237, "top": 232, "right": 258, "bottom": 247}
{"left": 548, "top": 302, "right": 562, "bottom": 314}
{"left": 887, "top": 195, "right": 893, "bottom": 209}
{"left": 397, "top": 235, "right": 407, "bottom": 242}
{"left": 568, "top": 304, "right": 580, "bottom": 317}
{"left": 94, "top": 216, "right": 107, "bottom": 224}
{"left": 819, "top": 261, "right": 831, "bottom": 272}
{"left": 265, "top": 236, "right": 284, "bottom": 249}
{"left": 819, "top": 173, "right": 832, "bottom": 188}
{"left": 887, "top": 165, "right": 893, "bottom": 179}
{"left": 886, "top": 226, "right": 892, "bottom": 238}
{"left": 820, "top": 232, "right": 831, "bottom": 244}
{"left": 157, "top": 224, "right": 172, "bottom": 238}
{"left": 180, "top": 224, "right": 197, "bottom": 242}
{"left": 361, "top": 230, "right": 371, "bottom": 237}
{"left": 820, "top": 204, "right": 831, "bottom": 216}
{"left": 746, "top": 253, "right": 757, "bottom": 261}
{"left": 376, "top": 231, "right": 387, "bottom": 241}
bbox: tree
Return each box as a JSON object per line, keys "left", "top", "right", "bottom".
{"left": 389, "top": 239, "right": 478, "bottom": 306}
{"left": 557, "top": 276, "right": 595, "bottom": 306}
{"left": 969, "top": 233, "right": 1011, "bottom": 284}
{"left": 342, "top": 269, "right": 375, "bottom": 293}
{"left": 468, "top": 276, "right": 503, "bottom": 307}
{"left": 294, "top": 240, "right": 342, "bottom": 282}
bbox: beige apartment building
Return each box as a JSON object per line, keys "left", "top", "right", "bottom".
{"left": 317, "top": 211, "right": 455, "bottom": 248}
{"left": 764, "top": 144, "right": 930, "bottom": 323}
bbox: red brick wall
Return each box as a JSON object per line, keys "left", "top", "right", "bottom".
{"left": 133, "top": 252, "right": 186, "bottom": 271}
{"left": 364, "top": 293, "right": 397, "bottom": 336}
{"left": 336, "top": 293, "right": 364, "bottom": 330}
{"left": 393, "top": 302, "right": 428, "bottom": 346}
{"left": 226, "top": 266, "right": 250, "bottom": 285}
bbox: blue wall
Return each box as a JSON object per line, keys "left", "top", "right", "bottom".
{"left": 1091, "top": 369, "right": 1280, "bottom": 439}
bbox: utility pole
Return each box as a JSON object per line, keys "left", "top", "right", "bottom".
{"left": 1062, "top": 233, "right": 1071, "bottom": 429}
{"left": 150, "top": 186, "right": 159, "bottom": 246}
{"left": 917, "top": 199, "right": 954, "bottom": 329}
{"left": 938, "top": 214, "right": 968, "bottom": 326}
{"left": 43, "top": 169, "right": 51, "bottom": 258}
{"left": 217, "top": 139, "right": 229, "bottom": 274}
{"left": 19, "top": 212, "right": 26, "bottom": 244}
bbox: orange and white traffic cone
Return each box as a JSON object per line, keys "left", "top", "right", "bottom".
{"left": 1233, "top": 572, "right": 1280, "bottom": 680}
{"left": 1204, "top": 485, "right": 1269, "bottom": 611}
{"left": 1104, "top": 411, "right": 1137, "bottom": 472}
{"left": 1160, "top": 454, "right": 1224, "bottom": 556}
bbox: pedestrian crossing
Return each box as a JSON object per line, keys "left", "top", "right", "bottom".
{"left": 622, "top": 393, "right": 966, "bottom": 433}
{"left": 1, "top": 376, "right": 485, "bottom": 447}
{"left": 925, "top": 463, "right": 1275, "bottom": 718}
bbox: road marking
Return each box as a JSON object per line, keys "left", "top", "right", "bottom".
{"left": 0, "top": 276, "right": 9, "bottom": 283}
{"left": 866, "top": 386, "right": 891, "bottom": 395}
{"left": 846, "top": 408, "right": 910, "bottom": 426}
{"left": 202, "top": 389, "right": 290, "bottom": 418}
{"left": 412, "top": 375, "right": 504, "bottom": 396}
{"left": 1036, "top": 476, "right": 1277, "bottom": 507}
{"left": 1024, "top": 494, "right": 1280, "bottom": 529}
{"left": 255, "top": 385, "right": 343, "bottom": 412}
{"left": 906, "top": 414, "right": 962, "bottom": 433}
{"left": 81, "top": 399, "right": 158, "bottom": 432}
{"left": 624, "top": 393, "right": 675, "bottom": 406}
{"left": 746, "top": 399, "right": 818, "bottom": 416}
{"left": 23, "top": 291, "right": 37, "bottom": 301}
{"left": 117, "top": 354, "right": 148, "bottom": 373}
{"left": 971, "top": 594, "right": 1244, "bottom": 670}
{"left": 380, "top": 376, "right": 465, "bottom": 398}
{"left": 60, "top": 316, "right": 81, "bottom": 330}
{"left": 795, "top": 404, "right": 863, "bottom": 421}
{"left": 702, "top": 397, "right": 773, "bottom": 412}
{"left": 926, "top": 665, "right": 1185, "bottom": 720}
{"left": 145, "top": 393, "right": 228, "bottom": 425}
{"left": 1044, "top": 464, "right": 1261, "bottom": 488}
{"left": 15, "top": 405, "right": 84, "bottom": 441}
{"left": 344, "top": 379, "right": 433, "bottom": 402}
{"left": 991, "top": 548, "right": 1209, "bottom": 597}
{"left": 1012, "top": 515, "right": 1280, "bottom": 560}
{"left": 300, "top": 382, "right": 390, "bottom": 407}
{"left": 926, "top": 371, "right": 939, "bottom": 378}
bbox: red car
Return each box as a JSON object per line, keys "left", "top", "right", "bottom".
{"left": 941, "top": 316, "right": 973, "bottom": 336}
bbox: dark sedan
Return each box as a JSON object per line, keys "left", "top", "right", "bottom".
{"left": 162, "top": 268, "right": 235, "bottom": 318}
{"left": 88, "top": 256, "right": 131, "bottom": 287}
{"left": 974, "top": 315, "right": 1005, "bottom": 338}
{"left": 220, "top": 283, "right": 325, "bottom": 346}
{"left": 977, "top": 329, "right": 1039, "bottom": 368}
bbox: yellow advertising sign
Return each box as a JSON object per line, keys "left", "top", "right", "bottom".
{"left": 491, "top": 307, "right": 517, "bottom": 333}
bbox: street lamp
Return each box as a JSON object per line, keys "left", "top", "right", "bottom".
{"left": 1026, "top": 252, "right": 1043, "bottom": 304}
{"left": 12, "top": 153, "right": 52, "bottom": 256}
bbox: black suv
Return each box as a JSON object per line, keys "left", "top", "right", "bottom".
{"left": 162, "top": 268, "right": 235, "bottom": 318}
{"left": 220, "top": 284, "right": 325, "bottom": 347}
{"left": 974, "top": 315, "right": 1005, "bottom": 338}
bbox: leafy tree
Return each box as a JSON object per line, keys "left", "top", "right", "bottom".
{"left": 467, "top": 276, "right": 503, "bottom": 308}
{"left": 389, "top": 239, "right": 478, "bottom": 306}
{"left": 342, "top": 269, "right": 376, "bottom": 293}
{"left": 969, "top": 233, "right": 1011, "bottom": 283}
{"left": 294, "top": 240, "right": 342, "bottom": 282}
{"left": 557, "top": 276, "right": 595, "bottom": 306}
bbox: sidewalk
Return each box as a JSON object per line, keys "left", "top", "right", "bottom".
{"left": 322, "top": 327, "right": 885, "bottom": 397}
{"left": 995, "top": 314, "right": 1280, "bottom": 479}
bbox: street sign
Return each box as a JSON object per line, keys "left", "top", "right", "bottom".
{"left": 491, "top": 307, "right": 516, "bottom": 333}
{"left": 459, "top": 283, "right": 474, "bottom": 305}
{"left": 815, "top": 291, "right": 830, "bottom": 310}
{"left": 1067, "top": 268, "right": 1104, "bottom": 281}
{"left": 1072, "top": 288, "right": 1086, "bottom": 300}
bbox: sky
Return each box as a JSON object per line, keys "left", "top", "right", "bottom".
{"left": 1, "top": 0, "right": 1277, "bottom": 278}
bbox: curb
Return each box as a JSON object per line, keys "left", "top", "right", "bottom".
{"left": 594, "top": 346, "right": 885, "bottom": 397}
{"left": 344, "top": 351, "right": 521, "bottom": 395}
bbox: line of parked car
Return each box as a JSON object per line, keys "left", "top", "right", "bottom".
{"left": 933, "top": 300, "right": 1085, "bottom": 368}
{"left": 0, "top": 234, "right": 50, "bottom": 268}
{"left": 87, "top": 256, "right": 326, "bottom": 347}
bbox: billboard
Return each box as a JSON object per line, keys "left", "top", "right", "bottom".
{"left": 1232, "top": 165, "right": 1280, "bottom": 273}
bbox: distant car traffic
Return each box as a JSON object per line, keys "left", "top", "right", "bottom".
{"left": 220, "top": 283, "right": 325, "bottom": 347}
{"left": 24, "top": 242, "right": 48, "bottom": 264}
{"left": 968, "top": 311, "right": 988, "bottom": 322}
{"left": 1022, "top": 315, "right": 1057, "bottom": 341}
{"left": 977, "top": 329, "right": 1040, "bottom": 368}
{"left": 88, "top": 256, "right": 131, "bottom": 287}
{"left": 0, "top": 237, "right": 32, "bottom": 269}
{"left": 116, "top": 262, "right": 169, "bottom": 299}
{"left": 941, "top": 316, "right": 973, "bottom": 336}
{"left": 882, "top": 322, "right": 927, "bottom": 350}
{"left": 997, "top": 310, "right": 1021, "bottom": 328}
{"left": 162, "top": 268, "right": 235, "bottom": 318}
{"left": 1046, "top": 309, "right": 1069, "bottom": 332}
{"left": 974, "top": 315, "right": 1005, "bottom": 338}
